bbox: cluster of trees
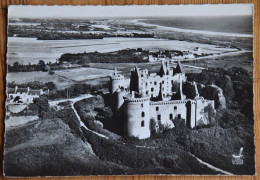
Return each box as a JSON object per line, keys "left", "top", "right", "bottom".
{"left": 8, "top": 81, "right": 56, "bottom": 91}
{"left": 186, "top": 67, "right": 253, "bottom": 117}
{"left": 59, "top": 49, "right": 149, "bottom": 65}
{"left": 8, "top": 60, "right": 50, "bottom": 72}
{"left": 37, "top": 32, "right": 104, "bottom": 40}
{"left": 8, "top": 60, "right": 83, "bottom": 72}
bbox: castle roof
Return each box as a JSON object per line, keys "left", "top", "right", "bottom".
{"left": 135, "top": 66, "right": 140, "bottom": 76}
{"left": 158, "top": 60, "right": 171, "bottom": 76}
{"left": 175, "top": 60, "right": 184, "bottom": 73}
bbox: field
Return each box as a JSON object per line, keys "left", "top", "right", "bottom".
{"left": 54, "top": 68, "right": 114, "bottom": 82}
{"left": 182, "top": 52, "right": 253, "bottom": 73}
{"left": 5, "top": 115, "right": 38, "bottom": 130}
{"left": 7, "top": 67, "right": 114, "bottom": 89}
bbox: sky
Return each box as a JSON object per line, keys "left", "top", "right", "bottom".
{"left": 8, "top": 4, "right": 253, "bottom": 19}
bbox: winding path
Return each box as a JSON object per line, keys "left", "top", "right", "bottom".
{"left": 188, "top": 153, "right": 234, "bottom": 175}
{"left": 71, "top": 101, "right": 109, "bottom": 139}
{"left": 49, "top": 94, "right": 109, "bottom": 139}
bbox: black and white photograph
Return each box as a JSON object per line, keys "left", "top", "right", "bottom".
{"left": 4, "top": 4, "right": 255, "bottom": 176}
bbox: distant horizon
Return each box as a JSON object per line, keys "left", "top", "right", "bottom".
{"left": 8, "top": 4, "right": 253, "bottom": 19}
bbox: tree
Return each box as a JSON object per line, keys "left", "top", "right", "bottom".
{"left": 182, "top": 82, "right": 196, "bottom": 99}
{"left": 13, "top": 61, "right": 20, "bottom": 67}
{"left": 29, "top": 97, "right": 49, "bottom": 115}
{"left": 38, "top": 60, "right": 45, "bottom": 66}
{"left": 12, "top": 62, "right": 21, "bottom": 71}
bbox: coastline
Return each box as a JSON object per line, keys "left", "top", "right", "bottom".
{"left": 130, "top": 19, "right": 253, "bottom": 38}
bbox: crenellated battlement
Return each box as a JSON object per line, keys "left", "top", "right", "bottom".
{"left": 124, "top": 96, "right": 150, "bottom": 103}
{"left": 150, "top": 99, "right": 191, "bottom": 105}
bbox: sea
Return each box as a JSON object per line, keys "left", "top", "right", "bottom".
{"left": 139, "top": 16, "right": 253, "bottom": 35}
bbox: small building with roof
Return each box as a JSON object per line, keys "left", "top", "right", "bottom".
{"left": 7, "top": 86, "right": 48, "bottom": 104}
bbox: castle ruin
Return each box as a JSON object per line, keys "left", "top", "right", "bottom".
{"left": 110, "top": 60, "right": 215, "bottom": 139}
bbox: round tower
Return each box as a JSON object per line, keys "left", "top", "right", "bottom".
{"left": 124, "top": 92, "right": 151, "bottom": 139}
{"left": 115, "top": 89, "right": 125, "bottom": 111}
{"left": 110, "top": 68, "right": 124, "bottom": 94}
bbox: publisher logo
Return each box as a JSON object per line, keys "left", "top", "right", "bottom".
{"left": 232, "top": 147, "right": 244, "bottom": 165}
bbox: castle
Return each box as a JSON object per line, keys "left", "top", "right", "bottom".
{"left": 109, "top": 60, "right": 215, "bottom": 139}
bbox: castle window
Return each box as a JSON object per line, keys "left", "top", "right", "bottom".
{"left": 151, "top": 88, "right": 154, "bottom": 92}
{"left": 141, "top": 112, "right": 145, "bottom": 117}
{"left": 154, "top": 82, "right": 157, "bottom": 85}
{"left": 178, "top": 114, "right": 181, "bottom": 119}
{"left": 162, "top": 81, "right": 164, "bottom": 84}
{"left": 141, "top": 121, "right": 145, "bottom": 127}
{"left": 174, "top": 106, "right": 177, "bottom": 110}
{"left": 146, "top": 82, "right": 148, "bottom": 86}
{"left": 156, "top": 107, "right": 159, "bottom": 111}
{"left": 146, "top": 91, "right": 148, "bottom": 95}
{"left": 158, "top": 115, "right": 161, "bottom": 120}
{"left": 169, "top": 113, "right": 173, "bottom": 120}
{"left": 141, "top": 103, "right": 143, "bottom": 107}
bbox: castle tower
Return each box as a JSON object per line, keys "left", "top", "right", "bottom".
{"left": 186, "top": 100, "right": 196, "bottom": 128}
{"left": 110, "top": 68, "right": 124, "bottom": 94}
{"left": 110, "top": 68, "right": 125, "bottom": 113}
{"left": 124, "top": 92, "right": 151, "bottom": 139}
